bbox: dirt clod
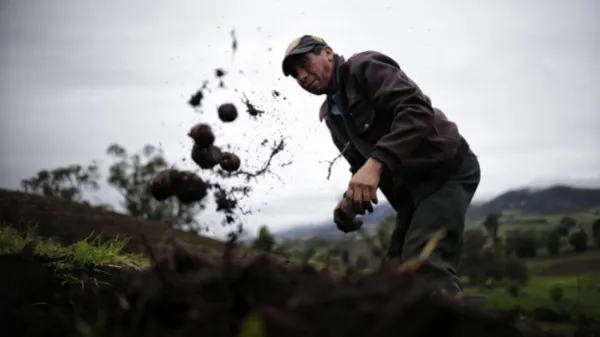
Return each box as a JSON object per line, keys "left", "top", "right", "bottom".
{"left": 188, "top": 123, "right": 215, "bottom": 148}
{"left": 171, "top": 170, "right": 208, "bottom": 204}
{"left": 150, "top": 169, "right": 175, "bottom": 201}
{"left": 188, "top": 90, "right": 204, "bottom": 108}
{"left": 191, "top": 144, "right": 221, "bottom": 169}
{"left": 242, "top": 95, "right": 265, "bottom": 117}
{"left": 219, "top": 152, "right": 241, "bottom": 172}
{"left": 214, "top": 188, "right": 237, "bottom": 214}
{"left": 215, "top": 68, "right": 226, "bottom": 78}
{"left": 217, "top": 103, "right": 238, "bottom": 123}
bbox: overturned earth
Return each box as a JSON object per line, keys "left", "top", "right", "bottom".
{"left": 1, "top": 188, "right": 587, "bottom": 337}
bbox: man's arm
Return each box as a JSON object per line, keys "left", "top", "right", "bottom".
{"left": 348, "top": 51, "right": 436, "bottom": 173}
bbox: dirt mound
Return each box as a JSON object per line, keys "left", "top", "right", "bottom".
{"left": 0, "top": 253, "right": 133, "bottom": 337}
{"left": 2, "top": 243, "right": 534, "bottom": 337}
{"left": 0, "top": 188, "right": 287, "bottom": 266}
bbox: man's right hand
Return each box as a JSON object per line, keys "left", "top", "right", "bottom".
{"left": 333, "top": 198, "right": 373, "bottom": 233}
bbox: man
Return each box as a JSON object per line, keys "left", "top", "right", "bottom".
{"left": 281, "top": 35, "right": 481, "bottom": 296}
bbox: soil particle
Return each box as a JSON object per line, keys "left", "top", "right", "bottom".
{"left": 217, "top": 103, "right": 238, "bottom": 123}
{"left": 231, "top": 29, "right": 238, "bottom": 55}
{"left": 188, "top": 90, "right": 204, "bottom": 108}
{"left": 214, "top": 188, "right": 237, "bottom": 214}
{"left": 215, "top": 68, "right": 226, "bottom": 78}
{"left": 242, "top": 95, "right": 265, "bottom": 117}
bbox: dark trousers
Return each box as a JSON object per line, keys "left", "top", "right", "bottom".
{"left": 385, "top": 151, "right": 481, "bottom": 294}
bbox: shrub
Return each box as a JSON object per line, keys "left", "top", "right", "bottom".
{"left": 355, "top": 255, "right": 369, "bottom": 270}
{"left": 506, "top": 283, "right": 520, "bottom": 297}
{"left": 592, "top": 218, "right": 600, "bottom": 247}
{"left": 568, "top": 230, "right": 588, "bottom": 252}
{"left": 514, "top": 232, "right": 537, "bottom": 258}
{"left": 503, "top": 256, "right": 529, "bottom": 286}
{"left": 463, "top": 229, "right": 487, "bottom": 253}
{"left": 546, "top": 230, "right": 561, "bottom": 256}
{"left": 549, "top": 285, "right": 564, "bottom": 303}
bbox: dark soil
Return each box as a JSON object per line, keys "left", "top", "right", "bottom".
{"left": 0, "top": 239, "right": 535, "bottom": 337}
{"left": 3, "top": 189, "right": 581, "bottom": 337}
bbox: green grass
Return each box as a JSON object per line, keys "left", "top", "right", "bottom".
{"left": 464, "top": 272, "right": 600, "bottom": 317}
{"left": 0, "top": 225, "right": 149, "bottom": 281}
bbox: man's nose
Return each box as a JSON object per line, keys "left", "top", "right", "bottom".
{"left": 296, "top": 68, "right": 308, "bottom": 84}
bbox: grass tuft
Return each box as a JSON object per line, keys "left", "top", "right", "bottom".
{"left": 0, "top": 224, "right": 149, "bottom": 281}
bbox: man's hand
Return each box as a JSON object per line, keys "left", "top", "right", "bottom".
{"left": 345, "top": 157, "right": 382, "bottom": 207}
{"left": 334, "top": 199, "right": 364, "bottom": 233}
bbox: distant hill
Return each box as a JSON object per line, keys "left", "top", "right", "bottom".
{"left": 275, "top": 185, "right": 600, "bottom": 240}
{"left": 466, "top": 185, "right": 600, "bottom": 220}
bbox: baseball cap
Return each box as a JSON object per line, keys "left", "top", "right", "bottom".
{"left": 281, "top": 35, "right": 328, "bottom": 77}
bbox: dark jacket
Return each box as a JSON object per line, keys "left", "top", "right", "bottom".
{"left": 321, "top": 51, "right": 471, "bottom": 206}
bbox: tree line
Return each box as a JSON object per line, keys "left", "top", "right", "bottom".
{"left": 20, "top": 143, "right": 206, "bottom": 232}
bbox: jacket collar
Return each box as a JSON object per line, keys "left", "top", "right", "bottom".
{"left": 319, "top": 54, "right": 344, "bottom": 122}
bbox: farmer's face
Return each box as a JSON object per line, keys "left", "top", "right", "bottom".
{"left": 291, "top": 46, "right": 334, "bottom": 95}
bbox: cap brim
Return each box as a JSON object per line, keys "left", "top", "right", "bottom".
{"left": 281, "top": 45, "right": 319, "bottom": 77}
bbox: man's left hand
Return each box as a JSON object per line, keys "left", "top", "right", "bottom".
{"left": 345, "top": 157, "right": 383, "bottom": 207}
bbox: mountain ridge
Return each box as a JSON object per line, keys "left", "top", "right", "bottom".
{"left": 274, "top": 184, "right": 600, "bottom": 240}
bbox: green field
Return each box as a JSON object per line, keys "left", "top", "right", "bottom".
{"left": 463, "top": 247, "right": 600, "bottom": 334}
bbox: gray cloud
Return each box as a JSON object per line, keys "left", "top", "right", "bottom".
{"left": 1, "top": 0, "right": 598, "bottom": 238}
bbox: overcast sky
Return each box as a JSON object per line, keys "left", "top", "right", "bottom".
{"left": 1, "top": 0, "right": 599, "bottom": 239}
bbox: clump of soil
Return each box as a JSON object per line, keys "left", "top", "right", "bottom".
{"left": 215, "top": 68, "right": 226, "bottom": 78}
{"left": 150, "top": 169, "right": 175, "bottom": 201}
{"left": 191, "top": 144, "right": 221, "bottom": 169}
{"left": 188, "top": 89, "right": 204, "bottom": 108}
{"left": 171, "top": 170, "right": 209, "bottom": 204}
{"left": 188, "top": 123, "right": 215, "bottom": 148}
{"left": 217, "top": 103, "right": 238, "bottom": 122}
{"left": 219, "top": 152, "right": 241, "bottom": 172}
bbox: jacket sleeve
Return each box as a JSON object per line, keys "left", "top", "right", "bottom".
{"left": 349, "top": 51, "right": 436, "bottom": 172}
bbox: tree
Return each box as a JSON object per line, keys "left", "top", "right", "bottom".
{"left": 106, "top": 143, "right": 204, "bottom": 229}
{"left": 355, "top": 255, "right": 369, "bottom": 271}
{"left": 252, "top": 225, "right": 276, "bottom": 252}
{"left": 557, "top": 216, "right": 577, "bottom": 236}
{"left": 549, "top": 285, "right": 564, "bottom": 303}
{"left": 592, "top": 218, "right": 600, "bottom": 247}
{"left": 21, "top": 163, "right": 101, "bottom": 203}
{"left": 482, "top": 212, "right": 501, "bottom": 245}
{"left": 463, "top": 229, "right": 487, "bottom": 254}
{"left": 513, "top": 231, "right": 537, "bottom": 258}
{"left": 546, "top": 229, "right": 561, "bottom": 256}
{"left": 568, "top": 230, "right": 588, "bottom": 252}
